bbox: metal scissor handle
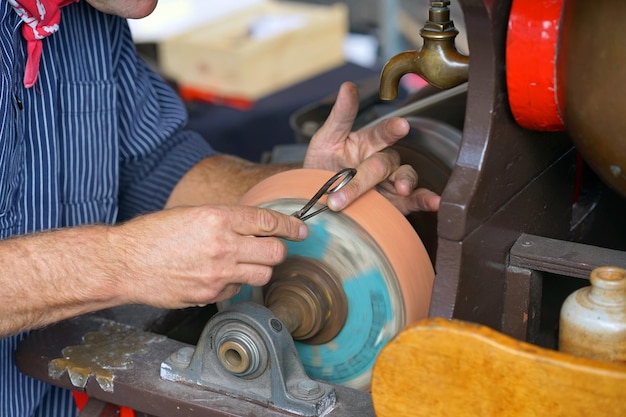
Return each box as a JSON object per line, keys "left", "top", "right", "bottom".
{"left": 292, "top": 168, "right": 357, "bottom": 221}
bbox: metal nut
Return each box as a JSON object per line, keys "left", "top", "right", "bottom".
{"left": 297, "top": 379, "right": 321, "bottom": 396}
{"left": 172, "top": 347, "right": 194, "bottom": 365}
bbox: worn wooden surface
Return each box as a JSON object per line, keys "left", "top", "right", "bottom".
{"left": 371, "top": 318, "right": 626, "bottom": 417}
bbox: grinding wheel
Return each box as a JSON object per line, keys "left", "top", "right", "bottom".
{"left": 222, "top": 169, "right": 434, "bottom": 390}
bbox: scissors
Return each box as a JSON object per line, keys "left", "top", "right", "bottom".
{"left": 291, "top": 168, "right": 357, "bottom": 221}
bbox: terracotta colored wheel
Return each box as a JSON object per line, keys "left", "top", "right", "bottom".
{"left": 221, "top": 169, "right": 434, "bottom": 390}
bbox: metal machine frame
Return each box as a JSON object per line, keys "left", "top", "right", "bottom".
{"left": 431, "top": 0, "right": 626, "bottom": 349}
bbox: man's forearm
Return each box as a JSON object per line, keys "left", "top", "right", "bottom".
{"left": 0, "top": 226, "right": 124, "bottom": 337}
{"left": 0, "top": 155, "right": 297, "bottom": 337}
{"left": 165, "top": 154, "right": 299, "bottom": 208}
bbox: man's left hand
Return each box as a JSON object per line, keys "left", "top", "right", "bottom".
{"left": 303, "top": 82, "right": 441, "bottom": 215}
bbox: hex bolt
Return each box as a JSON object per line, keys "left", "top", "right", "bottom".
{"left": 172, "top": 346, "right": 194, "bottom": 366}
{"left": 297, "top": 379, "right": 321, "bottom": 396}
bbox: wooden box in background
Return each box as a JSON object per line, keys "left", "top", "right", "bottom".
{"left": 158, "top": 1, "right": 348, "bottom": 102}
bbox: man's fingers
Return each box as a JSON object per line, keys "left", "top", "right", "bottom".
{"left": 352, "top": 116, "right": 410, "bottom": 153}
{"left": 327, "top": 149, "right": 401, "bottom": 211}
{"left": 412, "top": 188, "right": 441, "bottom": 212}
{"left": 325, "top": 157, "right": 441, "bottom": 214}
{"left": 378, "top": 187, "right": 442, "bottom": 214}
{"left": 388, "top": 164, "right": 419, "bottom": 196}
{"left": 234, "top": 235, "right": 289, "bottom": 266}
{"left": 234, "top": 263, "right": 275, "bottom": 287}
{"left": 314, "top": 82, "right": 360, "bottom": 145}
{"left": 211, "top": 283, "right": 243, "bottom": 303}
{"left": 225, "top": 206, "right": 309, "bottom": 266}
{"left": 231, "top": 206, "right": 308, "bottom": 241}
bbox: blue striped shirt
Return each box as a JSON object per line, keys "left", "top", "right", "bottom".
{"left": 1, "top": 2, "right": 216, "bottom": 416}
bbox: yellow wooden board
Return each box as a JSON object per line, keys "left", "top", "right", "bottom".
{"left": 372, "top": 318, "right": 626, "bottom": 417}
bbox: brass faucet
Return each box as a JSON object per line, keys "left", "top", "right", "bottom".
{"left": 379, "top": 1, "right": 469, "bottom": 100}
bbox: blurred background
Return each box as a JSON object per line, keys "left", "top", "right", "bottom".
{"left": 128, "top": 0, "right": 467, "bottom": 163}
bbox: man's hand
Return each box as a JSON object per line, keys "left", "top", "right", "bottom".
{"left": 303, "top": 82, "right": 441, "bottom": 215}
{"left": 110, "top": 205, "right": 308, "bottom": 308}
{"left": 0, "top": 203, "right": 308, "bottom": 337}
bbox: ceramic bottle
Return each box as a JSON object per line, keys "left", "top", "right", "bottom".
{"left": 559, "top": 266, "right": 626, "bottom": 363}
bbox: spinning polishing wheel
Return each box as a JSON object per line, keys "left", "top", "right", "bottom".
{"left": 221, "top": 169, "right": 434, "bottom": 390}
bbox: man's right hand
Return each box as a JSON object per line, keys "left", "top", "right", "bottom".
{"left": 108, "top": 205, "right": 308, "bottom": 308}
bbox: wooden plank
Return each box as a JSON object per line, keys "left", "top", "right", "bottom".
{"left": 510, "top": 233, "right": 626, "bottom": 279}
{"left": 372, "top": 318, "right": 626, "bottom": 417}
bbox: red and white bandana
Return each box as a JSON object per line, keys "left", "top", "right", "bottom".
{"left": 9, "top": 0, "right": 79, "bottom": 88}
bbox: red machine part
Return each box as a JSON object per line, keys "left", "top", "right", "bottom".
{"left": 72, "top": 392, "right": 135, "bottom": 417}
{"left": 506, "top": 0, "right": 565, "bottom": 131}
